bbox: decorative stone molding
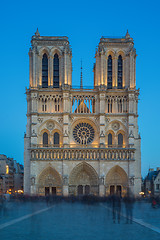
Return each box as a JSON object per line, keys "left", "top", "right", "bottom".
{"left": 46, "top": 121, "right": 55, "bottom": 130}
{"left": 129, "top": 130, "right": 134, "bottom": 138}
{"left": 112, "top": 122, "right": 120, "bottom": 131}
{"left": 58, "top": 118, "right": 63, "bottom": 123}
{"left": 38, "top": 118, "right": 43, "bottom": 123}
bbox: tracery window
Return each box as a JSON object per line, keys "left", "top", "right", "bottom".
{"left": 108, "top": 99, "right": 112, "bottom": 113}
{"left": 42, "top": 53, "right": 48, "bottom": 88}
{"left": 118, "top": 133, "right": 123, "bottom": 147}
{"left": 53, "top": 53, "right": 59, "bottom": 88}
{"left": 54, "top": 132, "right": 60, "bottom": 146}
{"left": 118, "top": 99, "right": 122, "bottom": 113}
{"left": 43, "top": 132, "right": 48, "bottom": 146}
{"left": 55, "top": 99, "right": 60, "bottom": 112}
{"left": 107, "top": 55, "right": 112, "bottom": 89}
{"left": 73, "top": 123, "right": 94, "bottom": 144}
{"left": 108, "top": 133, "right": 112, "bottom": 147}
{"left": 118, "top": 55, "right": 123, "bottom": 89}
{"left": 42, "top": 99, "right": 47, "bottom": 112}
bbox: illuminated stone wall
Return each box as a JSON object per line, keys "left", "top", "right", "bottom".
{"left": 24, "top": 30, "right": 141, "bottom": 197}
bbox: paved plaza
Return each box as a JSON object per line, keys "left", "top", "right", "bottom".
{"left": 0, "top": 200, "right": 160, "bottom": 240}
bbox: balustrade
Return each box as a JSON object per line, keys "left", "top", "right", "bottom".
{"left": 30, "top": 147, "right": 135, "bottom": 161}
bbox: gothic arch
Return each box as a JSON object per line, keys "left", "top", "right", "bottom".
{"left": 105, "top": 130, "right": 115, "bottom": 146}
{"left": 69, "top": 162, "right": 99, "bottom": 195}
{"left": 50, "top": 47, "right": 63, "bottom": 57}
{"left": 106, "top": 50, "right": 115, "bottom": 58}
{"left": 39, "top": 47, "right": 50, "bottom": 57}
{"left": 38, "top": 119, "right": 63, "bottom": 133}
{"left": 37, "top": 166, "right": 62, "bottom": 195}
{"left": 116, "top": 50, "right": 125, "bottom": 59}
{"left": 38, "top": 166, "right": 62, "bottom": 187}
{"left": 105, "top": 165, "right": 128, "bottom": 196}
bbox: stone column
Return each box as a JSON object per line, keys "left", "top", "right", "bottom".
{"left": 29, "top": 49, "right": 33, "bottom": 87}
{"left": 113, "top": 57, "right": 118, "bottom": 88}
{"left": 99, "top": 92, "right": 106, "bottom": 146}
{"left": 63, "top": 91, "right": 70, "bottom": 146}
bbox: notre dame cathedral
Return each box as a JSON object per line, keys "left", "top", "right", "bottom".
{"left": 24, "top": 29, "right": 141, "bottom": 197}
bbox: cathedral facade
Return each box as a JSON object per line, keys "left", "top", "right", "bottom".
{"left": 24, "top": 30, "right": 141, "bottom": 197}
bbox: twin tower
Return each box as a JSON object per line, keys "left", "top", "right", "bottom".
{"left": 24, "top": 30, "right": 141, "bottom": 197}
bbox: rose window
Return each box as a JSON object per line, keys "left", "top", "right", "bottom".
{"left": 73, "top": 123, "right": 94, "bottom": 144}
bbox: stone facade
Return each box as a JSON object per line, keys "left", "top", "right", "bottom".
{"left": 144, "top": 168, "right": 160, "bottom": 197}
{"left": 24, "top": 29, "right": 141, "bottom": 197}
{"left": 0, "top": 155, "right": 24, "bottom": 194}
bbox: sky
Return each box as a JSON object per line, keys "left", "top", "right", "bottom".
{"left": 0, "top": 0, "right": 160, "bottom": 177}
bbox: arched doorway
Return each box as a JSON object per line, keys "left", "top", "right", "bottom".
{"left": 37, "top": 167, "right": 62, "bottom": 196}
{"left": 69, "top": 162, "right": 99, "bottom": 195}
{"left": 105, "top": 165, "right": 128, "bottom": 197}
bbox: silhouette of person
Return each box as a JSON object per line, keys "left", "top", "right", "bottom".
{"left": 124, "top": 189, "right": 135, "bottom": 224}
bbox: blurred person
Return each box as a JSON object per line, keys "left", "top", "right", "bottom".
{"left": 123, "top": 189, "right": 135, "bottom": 224}
{"left": 111, "top": 191, "right": 122, "bottom": 223}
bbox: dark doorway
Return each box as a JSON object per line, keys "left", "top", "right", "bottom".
{"left": 45, "top": 187, "right": 50, "bottom": 196}
{"left": 110, "top": 185, "right": 115, "bottom": 195}
{"left": 77, "top": 185, "right": 83, "bottom": 195}
{"left": 52, "top": 187, "right": 56, "bottom": 195}
{"left": 85, "top": 185, "right": 90, "bottom": 195}
{"left": 116, "top": 185, "right": 122, "bottom": 196}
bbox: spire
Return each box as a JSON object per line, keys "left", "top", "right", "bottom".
{"left": 125, "top": 29, "right": 130, "bottom": 39}
{"left": 35, "top": 28, "right": 40, "bottom": 37}
{"left": 80, "top": 60, "right": 83, "bottom": 89}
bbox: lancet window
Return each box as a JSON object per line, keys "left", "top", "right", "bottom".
{"left": 42, "top": 99, "right": 47, "bottom": 112}
{"left": 118, "top": 55, "right": 123, "bottom": 89}
{"left": 106, "top": 96, "right": 128, "bottom": 113}
{"left": 107, "top": 98, "right": 113, "bottom": 113}
{"left": 118, "top": 133, "right": 123, "bottom": 147}
{"left": 42, "top": 53, "right": 48, "bottom": 88}
{"left": 43, "top": 132, "right": 48, "bottom": 146}
{"left": 108, "top": 133, "right": 112, "bottom": 147}
{"left": 107, "top": 55, "right": 112, "bottom": 89}
{"left": 53, "top": 53, "right": 59, "bottom": 88}
{"left": 39, "top": 95, "right": 63, "bottom": 113}
{"left": 54, "top": 132, "right": 60, "bottom": 146}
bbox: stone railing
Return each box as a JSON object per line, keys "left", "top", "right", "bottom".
{"left": 31, "top": 144, "right": 129, "bottom": 148}
{"left": 30, "top": 147, "right": 135, "bottom": 161}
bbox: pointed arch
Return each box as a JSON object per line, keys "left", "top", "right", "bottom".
{"left": 107, "top": 55, "right": 112, "bottom": 89}
{"left": 54, "top": 132, "right": 60, "bottom": 146}
{"left": 118, "top": 55, "right": 123, "bottom": 89}
{"left": 43, "top": 132, "right": 48, "bottom": 146}
{"left": 69, "top": 162, "right": 99, "bottom": 195}
{"left": 38, "top": 166, "right": 62, "bottom": 186}
{"left": 53, "top": 53, "right": 59, "bottom": 88}
{"left": 118, "top": 133, "right": 123, "bottom": 147}
{"left": 105, "top": 165, "right": 128, "bottom": 196}
{"left": 37, "top": 166, "right": 62, "bottom": 195}
{"left": 42, "top": 53, "right": 48, "bottom": 88}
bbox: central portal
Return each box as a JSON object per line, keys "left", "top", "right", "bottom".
{"left": 69, "top": 162, "right": 99, "bottom": 196}
{"left": 77, "top": 185, "right": 90, "bottom": 195}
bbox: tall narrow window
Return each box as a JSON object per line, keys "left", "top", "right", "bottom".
{"left": 54, "top": 132, "right": 60, "bottom": 146}
{"left": 108, "top": 133, "right": 112, "bottom": 147}
{"left": 43, "top": 132, "right": 48, "bottom": 146}
{"left": 118, "top": 55, "right": 123, "bottom": 89}
{"left": 6, "top": 165, "right": 9, "bottom": 174}
{"left": 42, "top": 53, "right": 48, "bottom": 88}
{"left": 118, "top": 133, "right": 123, "bottom": 147}
{"left": 107, "top": 55, "right": 112, "bottom": 89}
{"left": 53, "top": 53, "right": 59, "bottom": 88}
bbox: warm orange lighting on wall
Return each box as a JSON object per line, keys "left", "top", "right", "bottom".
{"left": 6, "top": 165, "right": 9, "bottom": 174}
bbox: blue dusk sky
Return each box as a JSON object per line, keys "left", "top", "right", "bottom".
{"left": 0, "top": 0, "right": 160, "bottom": 177}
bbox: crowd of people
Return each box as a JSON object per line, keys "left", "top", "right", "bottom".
{"left": 0, "top": 191, "right": 160, "bottom": 224}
